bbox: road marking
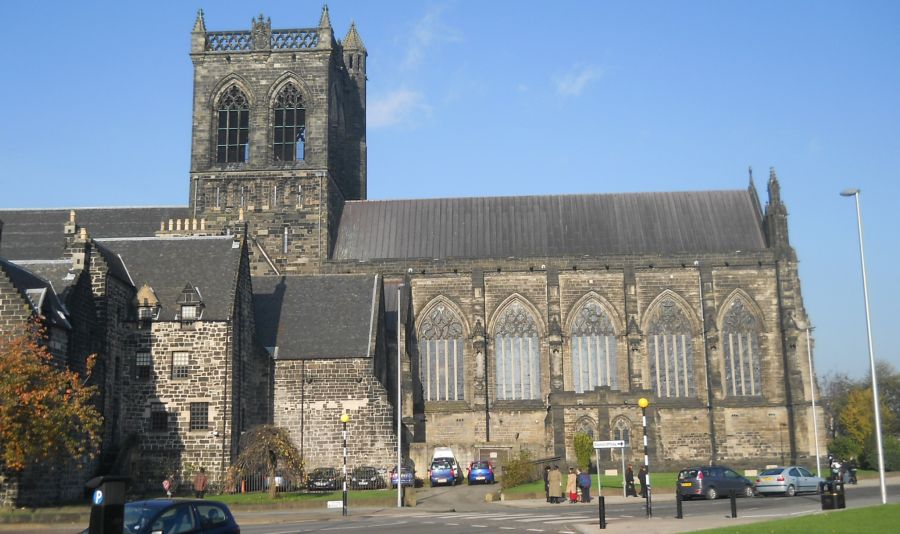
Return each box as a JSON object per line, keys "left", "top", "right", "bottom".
{"left": 499, "top": 528, "right": 515, "bottom": 530}
{"left": 471, "top": 525, "right": 488, "bottom": 528}
{"left": 526, "top": 530, "right": 545, "bottom": 532}
{"left": 447, "top": 523, "right": 459, "bottom": 526}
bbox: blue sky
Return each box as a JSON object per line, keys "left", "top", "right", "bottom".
{"left": 0, "top": 1, "right": 898, "bottom": 380}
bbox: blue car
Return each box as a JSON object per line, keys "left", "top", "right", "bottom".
{"left": 429, "top": 460, "right": 458, "bottom": 487}
{"left": 467, "top": 460, "right": 495, "bottom": 485}
{"left": 390, "top": 462, "right": 416, "bottom": 488}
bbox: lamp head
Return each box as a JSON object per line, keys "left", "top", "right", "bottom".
{"left": 840, "top": 188, "right": 860, "bottom": 197}
{"left": 340, "top": 413, "right": 350, "bottom": 424}
{"left": 638, "top": 397, "right": 650, "bottom": 409}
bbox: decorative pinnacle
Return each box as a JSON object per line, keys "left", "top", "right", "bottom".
{"left": 193, "top": 9, "right": 206, "bottom": 33}
{"left": 319, "top": 4, "right": 332, "bottom": 28}
{"left": 343, "top": 21, "right": 366, "bottom": 50}
{"left": 769, "top": 166, "right": 777, "bottom": 182}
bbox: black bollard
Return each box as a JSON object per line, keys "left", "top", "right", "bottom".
{"left": 729, "top": 490, "right": 737, "bottom": 518}
{"left": 675, "top": 491, "right": 683, "bottom": 519}
{"left": 598, "top": 496, "right": 606, "bottom": 529}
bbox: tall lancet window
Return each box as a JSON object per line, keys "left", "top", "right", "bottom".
{"left": 418, "top": 302, "right": 464, "bottom": 401}
{"left": 494, "top": 301, "right": 541, "bottom": 400}
{"left": 273, "top": 83, "right": 306, "bottom": 161}
{"left": 571, "top": 301, "right": 618, "bottom": 393}
{"left": 647, "top": 296, "right": 695, "bottom": 398}
{"left": 216, "top": 86, "right": 250, "bottom": 163}
{"left": 721, "top": 298, "right": 762, "bottom": 396}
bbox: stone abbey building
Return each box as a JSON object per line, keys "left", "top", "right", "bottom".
{"left": 0, "top": 7, "right": 825, "bottom": 505}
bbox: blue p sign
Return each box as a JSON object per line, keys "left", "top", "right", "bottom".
{"left": 93, "top": 489, "right": 104, "bottom": 506}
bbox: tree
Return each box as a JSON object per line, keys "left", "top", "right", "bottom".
{"left": 225, "top": 425, "right": 303, "bottom": 498}
{"left": 573, "top": 433, "right": 593, "bottom": 471}
{"left": 820, "top": 371, "right": 856, "bottom": 439}
{"left": 0, "top": 321, "right": 101, "bottom": 472}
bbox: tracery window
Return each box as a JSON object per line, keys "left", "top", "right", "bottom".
{"left": 216, "top": 86, "right": 250, "bottom": 163}
{"left": 721, "top": 298, "right": 762, "bottom": 396}
{"left": 273, "top": 83, "right": 306, "bottom": 161}
{"left": 571, "top": 301, "right": 618, "bottom": 393}
{"left": 418, "top": 302, "right": 464, "bottom": 401}
{"left": 647, "top": 296, "right": 695, "bottom": 398}
{"left": 613, "top": 417, "right": 631, "bottom": 446}
{"left": 494, "top": 301, "right": 541, "bottom": 400}
{"left": 576, "top": 418, "right": 596, "bottom": 439}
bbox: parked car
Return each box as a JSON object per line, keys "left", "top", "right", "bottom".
{"left": 677, "top": 466, "right": 755, "bottom": 500}
{"left": 429, "top": 459, "right": 458, "bottom": 487}
{"left": 466, "top": 460, "right": 495, "bottom": 485}
{"left": 81, "top": 499, "right": 239, "bottom": 534}
{"left": 307, "top": 467, "right": 340, "bottom": 491}
{"left": 390, "top": 461, "right": 417, "bottom": 488}
{"left": 432, "top": 447, "right": 462, "bottom": 480}
{"left": 755, "top": 466, "right": 823, "bottom": 497}
{"left": 351, "top": 465, "right": 385, "bottom": 490}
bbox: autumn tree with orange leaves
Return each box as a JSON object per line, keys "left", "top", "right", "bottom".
{"left": 0, "top": 321, "right": 102, "bottom": 472}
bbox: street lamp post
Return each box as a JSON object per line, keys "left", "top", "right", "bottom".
{"left": 805, "top": 326, "right": 822, "bottom": 478}
{"left": 638, "top": 397, "right": 652, "bottom": 518}
{"left": 397, "top": 284, "right": 404, "bottom": 509}
{"left": 840, "top": 188, "right": 887, "bottom": 505}
{"left": 340, "top": 413, "right": 350, "bottom": 516}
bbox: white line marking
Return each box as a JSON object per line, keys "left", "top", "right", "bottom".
{"left": 471, "top": 525, "right": 488, "bottom": 528}
{"left": 526, "top": 530, "right": 545, "bottom": 532}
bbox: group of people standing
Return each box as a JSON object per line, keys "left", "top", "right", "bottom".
{"left": 624, "top": 464, "right": 648, "bottom": 498}
{"left": 543, "top": 465, "right": 592, "bottom": 504}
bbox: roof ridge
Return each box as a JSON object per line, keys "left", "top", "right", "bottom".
{"left": 344, "top": 189, "right": 750, "bottom": 204}
{"left": 0, "top": 205, "right": 189, "bottom": 211}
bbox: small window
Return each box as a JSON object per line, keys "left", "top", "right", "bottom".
{"left": 172, "top": 352, "right": 190, "bottom": 379}
{"left": 190, "top": 402, "right": 209, "bottom": 430}
{"left": 150, "top": 403, "right": 168, "bottom": 432}
{"left": 135, "top": 352, "right": 151, "bottom": 381}
{"left": 181, "top": 305, "right": 197, "bottom": 321}
{"left": 138, "top": 307, "right": 154, "bottom": 320}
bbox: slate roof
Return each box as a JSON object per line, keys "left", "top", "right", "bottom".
{"left": 96, "top": 236, "right": 241, "bottom": 321}
{"left": 253, "top": 274, "right": 379, "bottom": 359}
{"left": 0, "top": 258, "right": 71, "bottom": 329}
{"left": 0, "top": 206, "right": 191, "bottom": 260}
{"left": 9, "top": 259, "right": 79, "bottom": 296}
{"left": 332, "top": 190, "right": 766, "bottom": 261}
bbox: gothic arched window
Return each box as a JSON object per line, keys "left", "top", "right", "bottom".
{"left": 576, "top": 417, "right": 596, "bottom": 439}
{"left": 273, "top": 83, "right": 306, "bottom": 161}
{"left": 647, "top": 296, "right": 695, "bottom": 398}
{"left": 571, "top": 301, "right": 618, "bottom": 393}
{"left": 612, "top": 417, "right": 631, "bottom": 446}
{"left": 494, "top": 301, "right": 541, "bottom": 400}
{"left": 721, "top": 298, "right": 762, "bottom": 396}
{"left": 216, "top": 86, "right": 250, "bottom": 163}
{"left": 418, "top": 302, "right": 464, "bottom": 401}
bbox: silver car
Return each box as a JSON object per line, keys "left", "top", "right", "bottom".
{"left": 755, "top": 466, "right": 823, "bottom": 496}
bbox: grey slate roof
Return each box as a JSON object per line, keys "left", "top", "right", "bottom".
{"left": 0, "top": 206, "right": 191, "bottom": 260}
{"left": 253, "top": 274, "right": 379, "bottom": 359}
{"left": 9, "top": 259, "right": 78, "bottom": 296}
{"left": 96, "top": 236, "right": 241, "bottom": 321}
{"left": 332, "top": 190, "right": 766, "bottom": 261}
{"left": 0, "top": 258, "right": 71, "bottom": 329}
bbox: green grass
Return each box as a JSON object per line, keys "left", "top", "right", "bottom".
{"left": 502, "top": 472, "right": 679, "bottom": 495}
{"left": 212, "top": 488, "right": 397, "bottom": 506}
{"left": 694, "top": 503, "right": 900, "bottom": 533}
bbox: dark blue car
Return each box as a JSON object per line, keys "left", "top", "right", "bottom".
{"left": 467, "top": 460, "right": 495, "bottom": 485}
{"left": 390, "top": 462, "right": 416, "bottom": 488}
{"left": 81, "top": 499, "right": 239, "bottom": 534}
{"left": 429, "top": 460, "right": 458, "bottom": 487}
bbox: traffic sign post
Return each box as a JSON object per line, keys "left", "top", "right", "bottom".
{"left": 593, "top": 440, "right": 627, "bottom": 498}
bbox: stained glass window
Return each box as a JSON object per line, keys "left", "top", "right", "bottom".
{"left": 647, "top": 296, "right": 695, "bottom": 398}
{"left": 216, "top": 86, "right": 249, "bottom": 163}
{"left": 273, "top": 83, "right": 306, "bottom": 161}
{"left": 571, "top": 301, "right": 618, "bottom": 393}
{"left": 494, "top": 301, "right": 541, "bottom": 400}
{"left": 721, "top": 298, "right": 762, "bottom": 396}
{"left": 418, "top": 303, "right": 464, "bottom": 401}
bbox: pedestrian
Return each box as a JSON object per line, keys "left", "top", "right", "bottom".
{"left": 548, "top": 465, "right": 563, "bottom": 504}
{"left": 192, "top": 467, "right": 209, "bottom": 498}
{"left": 543, "top": 465, "right": 551, "bottom": 503}
{"left": 577, "top": 468, "right": 591, "bottom": 503}
{"left": 566, "top": 467, "right": 578, "bottom": 503}
{"left": 625, "top": 464, "right": 637, "bottom": 497}
{"left": 163, "top": 473, "right": 176, "bottom": 498}
{"left": 638, "top": 466, "right": 647, "bottom": 498}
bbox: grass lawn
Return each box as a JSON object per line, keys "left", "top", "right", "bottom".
{"left": 502, "top": 472, "right": 679, "bottom": 496}
{"left": 212, "top": 488, "right": 397, "bottom": 506}
{"left": 694, "top": 503, "right": 900, "bottom": 533}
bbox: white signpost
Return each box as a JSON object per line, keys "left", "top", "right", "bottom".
{"left": 593, "top": 440, "right": 627, "bottom": 498}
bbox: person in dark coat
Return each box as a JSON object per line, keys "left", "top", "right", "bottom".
{"left": 638, "top": 466, "right": 648, "bottom": 498}
{"left": 543, "top": 465, "right": 551, "bottom": 502}
{"left": 625, "top": 464, "right": 637, "bottom": 497}
{"left": 577, "top": 468, "right": 591, "bottom": 503}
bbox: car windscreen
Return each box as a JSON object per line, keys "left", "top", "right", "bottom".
{"left": 678, "top": 469, "right": 699, "bottom": 479}
{"left": 759, "top": 468, "right": 783, "bottom": 476}
{"left": 472, "top": 461, "right": 491, "bottom": 469}
{"left": 123, "top": 502, "right": 166, "bottom": 532}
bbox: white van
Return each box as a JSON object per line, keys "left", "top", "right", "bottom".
{"left": 432, "top": 447, "right": 461, "bottom": 479}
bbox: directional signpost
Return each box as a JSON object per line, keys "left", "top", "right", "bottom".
{"left": 593, "top": 440, "right": 626, "bottom": 498}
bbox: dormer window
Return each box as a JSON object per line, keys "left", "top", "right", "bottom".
{"left": 177, "top": 283, "right": 204, "bottom": 323}
{"left": 134, "top": 284, "right": 160, "bottom": 323}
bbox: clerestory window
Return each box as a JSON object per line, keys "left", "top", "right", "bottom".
{"left": 216, "top": 86, "right": 250, "bottom": 163}
{"left": 417, "top": 302, "right": 464, "bottom": 401}
{"left": 721, "top": 298, "right": 762, "bottom": 396}
{"left": 571, "top": 301, "right": 618, "bottom": 393}
{"left": 494, "top": 301, "right": 541, "bottom": 400}
{"left": 647, "top": 296, "right": 696, "bottom": 398}
{"left": 273, "top": 83, "right": 306, "bottom": 162}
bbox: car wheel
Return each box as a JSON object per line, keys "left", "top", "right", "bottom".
{"left": 705, "top": 487, "right": 718, "bottom": 500}
{"left": 786, "top": 485, "right": 796, "bottom": 497}
{"left": 743, "top": 486, "right": 754, "bottom": 498}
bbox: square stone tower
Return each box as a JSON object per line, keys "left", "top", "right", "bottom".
{"left": 186, "top": 7, "right": 366, "bottom": 274}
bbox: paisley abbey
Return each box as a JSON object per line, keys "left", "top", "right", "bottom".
{"left": 0, "top": 7, "right": 825, "bottom": 505}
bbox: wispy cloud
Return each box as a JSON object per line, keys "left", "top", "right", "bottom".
{"left": 403, "top": 5, "right": 461, "bottom": 69}
{"left": 555, "top": 65, "right": 603, "bottom": 96}
{"left": 368, "top": 89, "right": 431, "bottom": 129}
